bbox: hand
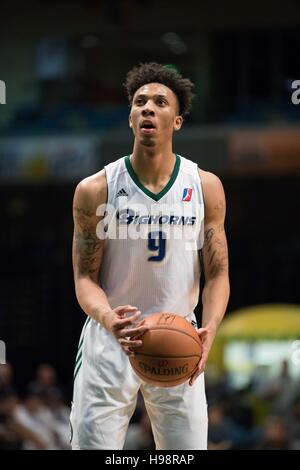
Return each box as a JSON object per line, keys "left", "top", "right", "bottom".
{"left": 106, "top": 305, "right": 149, "bottom": 357}
{"left": 189, "top": 327, "right": 216, "bottom": 386}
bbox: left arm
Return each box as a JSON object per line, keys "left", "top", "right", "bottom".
{"left": 189, "top": 170, "right": 230, "bottom": 385}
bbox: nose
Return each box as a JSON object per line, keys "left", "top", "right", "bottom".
{"left": 142, "top": 107, "right": 155, "bottom": 117}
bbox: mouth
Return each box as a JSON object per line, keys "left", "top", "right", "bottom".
{"left": 140, "top": 120, "right": 156, "bottom": 134}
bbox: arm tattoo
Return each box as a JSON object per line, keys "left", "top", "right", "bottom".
{"left": 204, "top": 226, "right": 228, "bottom": 278}
{"left": 74, "top": 206, "right": 102, "bottom": 276}
{"left": 205, "top": 228, "right": 214, "bottom": 244}
{"left": 74, "top": 207, "right": 94, "bottom": 229}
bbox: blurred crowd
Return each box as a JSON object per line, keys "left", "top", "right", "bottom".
{"left": 205, "top": 359, "right": 300, "bottom": 450}
{"left": 1, "top": 360, "right": 300, "bottom": 450}
{"left": 0, "top": 363, "right": 70, "bottom": 450}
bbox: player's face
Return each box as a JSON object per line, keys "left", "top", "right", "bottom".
{"left": 129, "top": 83, "right": 183, "bottom": 146}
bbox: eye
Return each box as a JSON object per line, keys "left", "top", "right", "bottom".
{"left": 157, "top": 98, "right": 167, "bottom": 106}
{"left": 135, "top": 97, "right": 144, "bottom": 106}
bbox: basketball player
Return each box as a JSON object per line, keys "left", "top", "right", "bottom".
{"left": 70, "top": 63, "right": 230, "bottom": 450}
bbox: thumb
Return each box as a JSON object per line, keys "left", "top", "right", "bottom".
{"left": 197, "top": 328, "right": 208, "bottom": 339}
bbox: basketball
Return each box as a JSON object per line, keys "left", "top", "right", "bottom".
{"left": 129, "top": 312, "right": 202, "bottom": 387}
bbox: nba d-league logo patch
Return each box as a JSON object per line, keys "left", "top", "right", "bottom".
{"left": 182, "top": 188, "right": 193, "bottom": 202}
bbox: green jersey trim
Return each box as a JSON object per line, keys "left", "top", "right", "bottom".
{"left": 124, "top": 154, "right": 181, "bottom": 201}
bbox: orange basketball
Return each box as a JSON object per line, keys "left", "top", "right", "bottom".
{"left": 129, "top": 312, "right": 202, "bottom": 387}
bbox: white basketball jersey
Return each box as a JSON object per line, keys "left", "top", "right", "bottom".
{"left": 99, "top": 154, "right": 205, "bottom": 319}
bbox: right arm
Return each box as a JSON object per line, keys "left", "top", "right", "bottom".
{"left": 72, "top": 173, "right": 111, "bottom": 326}
{"left": 72, "top": 172, "right": 148, "bottom": 354}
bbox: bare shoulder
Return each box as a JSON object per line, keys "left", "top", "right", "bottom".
{"left": 198, "top": 169, "right": 226, "bottom": 220}
{"left": 74, "top": 169, "right": 107, "bottom": 212}
{"left": 198, "top": 169, "right": 225, "bottom": 197}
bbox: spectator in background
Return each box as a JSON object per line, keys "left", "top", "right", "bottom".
{"left": 47, "top": 389, "right": 71, "bottom": 449}
{"left": 0, "top": 363, "right": 16, "bottom": 395}
{"left": 257, "top": 416, "right": 290, "bottom": 450}
{"left": 0, "top": 389, "right": 46, "bottom": 450}
{"left": 12, "top": 388, "right": 70, "bottom": 450}
{"left": 0, "top": 389, "right": 23, "bottom": 450}
{"left": 14, "top": 391, "right": 58, "bottom": 450}
{"left": 256, "top": 360, "right": 297, "bottom": 417}
{"left": 287, "top": 396, "right": 300, "bottom": 450}
{"left": 205, "top": 367, "right": 230, "bottom": 406}
{"left": 1, "top": 364, "right": 71, "bottom": 450}
{"left": 27, "top": 363, "right": 64, "bottom": 406}
{"left": 208, "top": 403, "right": 261, "bottom": 450}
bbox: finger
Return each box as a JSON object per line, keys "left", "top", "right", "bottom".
{"left": 118, "top": 338, "right": 143, "bottom": 348}
{"left": 198, "top": 359, "right": 206, "bottom": 373}
{"left": 190, "top": 364, "right": 206, "bottom": 385}
{"left": 114, "top": 305, "right": 139, "bottom": 315}
{"left": 120, "top": 325, "right": 149, "bottom": 338}
{"left": 199, "top": 348, "right": 208, "bottom": 368}
{"left": 114, "top": 306, "right": 139, "bottom": 319}
{"left": 116, "top": 313, "right": 142, "bottom": 331}
{"left": 123, "top": 347, "right": 135, "bottom": 357}
{"left": 115, "top": 311, "right": 142, "bottom": 329}
{"left": 189, "top": 365, "right": 203, "bottom": 386}
{"left": 197, "top": 328, "right": 208, "bottom": 338}
{"left": 189, "top": 372, "right": 200, "bottom": 386}
{"left": 189, "top": 356, "right": 206, "bottom": 386}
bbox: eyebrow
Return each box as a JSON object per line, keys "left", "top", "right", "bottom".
{"left": 135, "top": 93, "right": 168, "bottom": 100}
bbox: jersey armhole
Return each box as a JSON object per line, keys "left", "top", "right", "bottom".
{"left": 197, "top": 166, "right": 205, "bottom": 220}
{"left": 103, "top": 167, "right": 108, "bottom": 207}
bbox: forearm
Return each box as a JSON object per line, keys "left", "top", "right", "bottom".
{"left": 75, "top": 276, "right": 113, "bottom": 328}
{"left": 201, "top": 275, "right": 230, "bottom": 332}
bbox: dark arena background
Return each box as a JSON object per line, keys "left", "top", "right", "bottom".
{"left": 0, "top": 0, "right": 300, "bottom": 451}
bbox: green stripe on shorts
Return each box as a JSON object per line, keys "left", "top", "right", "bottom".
{"left": 74, "top": 359, "right": 82, "bottom": 381}
{"left": 73, "top": 317, "right": 91, "bottom": 381}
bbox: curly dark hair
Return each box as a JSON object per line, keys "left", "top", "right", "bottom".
{"left": 124, "top": 62, "right": 195, "bottom": 118}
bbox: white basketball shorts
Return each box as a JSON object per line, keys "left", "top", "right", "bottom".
{"left": 70, "top": 314, "right": 208, "bottom": 450}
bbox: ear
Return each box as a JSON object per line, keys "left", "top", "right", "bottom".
{"left": 174, "top": 115, "right": 183, "bottom": 131}
{"left": 128, "top": 114, "right": 133, "bottom": 128}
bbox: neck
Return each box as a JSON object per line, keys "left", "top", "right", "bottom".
{"left": 131, "top": 141, "right": 175, "bottom": 184}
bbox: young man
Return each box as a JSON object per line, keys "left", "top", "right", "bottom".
{"left": 70, "top": 62, "right": 230, "bottom": 450}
